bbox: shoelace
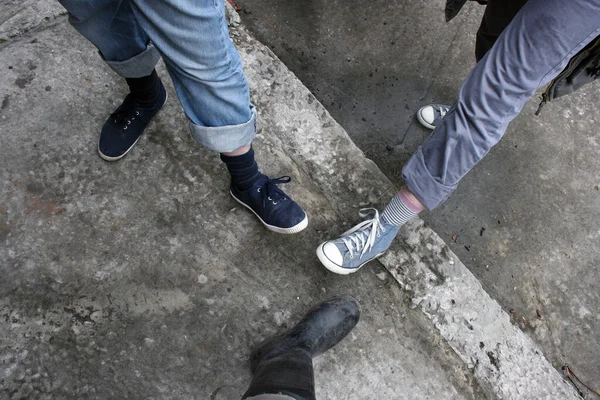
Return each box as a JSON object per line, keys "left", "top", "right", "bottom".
{"left": 111, "top": 109, "right": 140, "bottom": 131}
{"left": 257, "top": 176, "right": 290, "bottom": 206}
{"left": 110, "top": 96, "right": 141, "bottom": 131}
{"left": 438, "top": 106, "right": 449, "bottom": 118}
{"left": 340, "top": 208, "right": 387, "bottom": 259}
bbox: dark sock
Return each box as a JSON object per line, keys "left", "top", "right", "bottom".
{"left": 125, "top": 69, "right": 162, "bottom": 108}
{"left": 220, "top": 147, "right": 262, "bottom": 191}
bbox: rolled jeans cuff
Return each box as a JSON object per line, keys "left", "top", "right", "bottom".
{"left": 189, "top": 106, "right": 257, "bottom": 153}
{"left": 102, "top": 43, "right": 161, "bottom": 78}
{"left": 402, "top": 148, "right": 456, "bottom": 211}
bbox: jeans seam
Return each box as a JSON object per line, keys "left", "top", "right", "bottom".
{"left": 216, "top": 0, "right": 234, "bottom": 74}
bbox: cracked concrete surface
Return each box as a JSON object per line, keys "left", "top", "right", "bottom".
{"left": 0, "top": 2, "right": 589, "bottom": 399}
{"left": 0, "top": 10, "right": 485, "bottom": 400}
{"left": 234, "top": 0, "right": 600, "bottom": 395}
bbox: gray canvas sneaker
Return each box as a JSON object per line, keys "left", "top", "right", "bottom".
{"left": 416, "top": 103, "right": 451, "bottom": 129}
{"left": 316, "top": 208, "right": 401, "bottom": 275}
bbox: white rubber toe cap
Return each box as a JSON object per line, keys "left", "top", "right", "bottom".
{"left": 321, "top": 242, "right": 343, "bottom": 266}
{"left": 419, "top": 106, "right": 435, "bottom": 125}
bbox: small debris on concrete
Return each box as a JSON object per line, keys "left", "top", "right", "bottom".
{"left": 195, "top": 274, "right": 208, "bottom": 284}
{"left": 536, "top": 310, "right": 543, "bottom": 318}
{"left": 451, "top": 234, "right": 457, "bottom": 242}
{"left": 376, "top": 272, "right": 387, "bottom": 281}
{"left": 510, "top": 309, "right": 516, "bottom": 313}
{"left": 480, "top": 227, "right": 486, "bottom": 236}
{"left": 226, "top": 0, "right": 241, "bottom": 10}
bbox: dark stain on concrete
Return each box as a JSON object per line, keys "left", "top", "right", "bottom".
{"left": 26, "top": 182, "right": 44, "bottom": 194}
{"left": 1, "top": 95, "right": 9, "bottom": 110}
{"left": 15, "top": 75, "right": 34, "bottom": 88}
{"left": 487, "top": 351, "right": 500, "bottom": 371}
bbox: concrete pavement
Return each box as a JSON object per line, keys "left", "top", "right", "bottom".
{"left": 234, "top": 0, "right": 600, "bottom": 395}
{"left": 0, "top": 1, "right": 588, "bottom": 399}
{"left": 1, "top": 6, "right": 482, "bottom": 399}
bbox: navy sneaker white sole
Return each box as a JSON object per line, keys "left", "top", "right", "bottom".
{"left": 316, "top": 242, "right": 384, "bottom": 275}
{"left": 230, "top": 190, "right": 308, "bottom": 234}
{"left": 98, "top": 93, "right": 168, "bottom": 162}
{"left": 416, "top": 105, "right": 436, "bottom": 130}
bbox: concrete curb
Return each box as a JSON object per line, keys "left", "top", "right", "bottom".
{"left": 1, "top": 3, "right": 581, "bottom": 399}
{"left": 381, "top": 220, "right": 582, "bottom": 399}
{"left": 0, "top": 1, "right": 67, "bottom": 45}
{"left": 226, "top": 7, "right": 581, "bottom": 400}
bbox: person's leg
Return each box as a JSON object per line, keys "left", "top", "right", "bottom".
{"left": 404, "top": 0, "right": 600, "bottom": 210}
{"left": 417, "top": 0, "right": 528, "bottom": 131}
{"left": 59, "top": 0, "right": 166, "bottom": 160}
{"left": 475, "top": 0, "right": 528, "bottom": 62}
{"left": 128, "top": 0, "right": 308, "bottom": 234}
{"left": 242, "top": 296, "right": 360, "bottom": 400}
{"left": 319, "top": 0, "right": 600, "bottom": 273}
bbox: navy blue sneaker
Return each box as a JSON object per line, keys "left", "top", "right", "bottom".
{"left": 230, "top": 175, "right": 308, "bottom": 234}
{"left": 98, "top": 83, "right": 167, "bottom": 161}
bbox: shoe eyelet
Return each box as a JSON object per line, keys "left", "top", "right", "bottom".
{"left": 136, "top": 111, "right": 140, "bottom": 115}
{"left": 377, "top": 233, "right": 380, "bottom": 237}
{"left": 349, "top": 255, "right": 354, "bottom": 259}
{"left": 132, "top": 117, "right": 135, "bottom": 120}
{"left": 124, "top": 126, "right": 128, "bottom": 130}
{"left": 127, "top": 120, "right": 131, "bottom": 125}
{"left": 272, "top": 201, "right": 277, "bottom": 205}
{"left": 267, "top": 197, "right": 272, "bottom": 201}
{"left": 257, "top": 188, "right": 261, "bottom": 192}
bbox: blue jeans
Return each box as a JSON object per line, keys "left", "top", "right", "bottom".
{"left": 59, "top": 0, "right": 256, "bottom": 153}
{"left": 402, "top": 0, "right": 600, "bottom": 209}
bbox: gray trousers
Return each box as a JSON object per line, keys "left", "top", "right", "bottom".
{"left": 402, "top": 0, "right": 600, "bottom": 210}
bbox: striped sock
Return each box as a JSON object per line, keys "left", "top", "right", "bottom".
{"left": 381, "top": 189, "right": 422, "bottom": 226}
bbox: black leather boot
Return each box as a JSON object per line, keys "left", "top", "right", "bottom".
{"left": 242, "top": 296, "right": 360, "bottom": 400}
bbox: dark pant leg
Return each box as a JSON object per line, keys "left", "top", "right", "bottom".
{"left": 475, "top": 0, "right": 528, "bottom": 61}
{"left": 58, "top": 0, "right": 159, "bottom": 77}
{"left": 242, "top": 349, "right": 315, "bottom": 400}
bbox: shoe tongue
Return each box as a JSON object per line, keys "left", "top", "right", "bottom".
{"left": 262, "top": 176, "right": 288, "bottom": 200}
{"left": 380, "top": 214, "right": 391, "bottom": 226}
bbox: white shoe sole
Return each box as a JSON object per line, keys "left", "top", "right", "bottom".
{"left": 230, "top": 190, "right": 309, "bottom": 234}
{"left": 98, "top": 93, "right": 168, "bottom": 162}
{"left": 416, "top": 106, "right": 436, "bottom": 130}
{"left": 316, "top": 242, "right": 384, "bottom": 275}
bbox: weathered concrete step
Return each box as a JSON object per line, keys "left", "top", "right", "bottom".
{"left": 0, "top": 3, "right": 581, "bottom": 399}
{"left": 0, "top": 10, "right": 483, "bottom": 400}
{"left": 0, "top": 0, "right": 67, "bottom": 45}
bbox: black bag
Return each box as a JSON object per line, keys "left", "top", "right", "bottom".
{"left": 536, "top": 35, "right": 600, "bottom": 115}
